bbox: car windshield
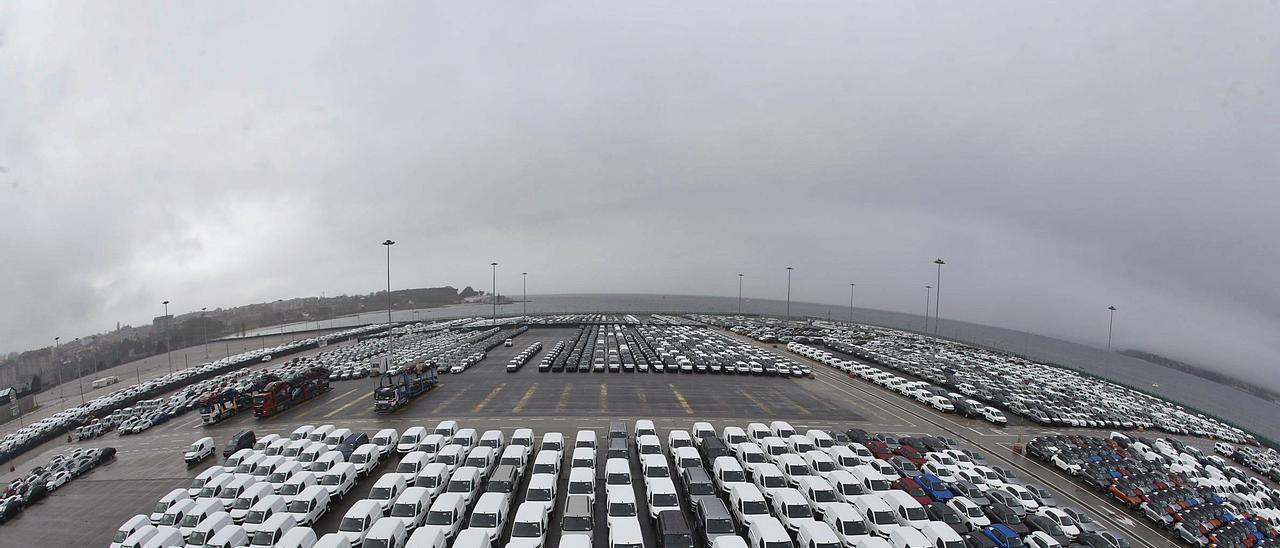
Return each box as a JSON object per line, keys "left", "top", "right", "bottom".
{"left": 766, "top": 542, "right": 791, "bottom": 548}
{"left": 465, "top": 458, "right": 486, "bottom": 467}
{"left": 152, "top": 501, "right": 169, "bottom": 513}
{"left": 563, "top": 516, "right": 592, "bottom": 531}
{"left": 233, "top": 497, "right": 254, "bottom": 509}
{"left": 610, "top": 502, "right": 637, "bottom": 516}
{"left": 869, "top": 479, "right": 892, "bottom": 491}
{"left": 722, "top": 470, "right": 746, "bottom": 482}
{"left": 817, "top": 543, "right": 841, "bottom": 548}
{"left": 654, "top": 493, "right": 678, "bottom": 506}
{"left": 250, "top": 531, "right": 275, "bottom": 546}
{"left": 396, "top": 463, "right": 417, "bottom": 474}
{"left": 745, "top": 453, "right": 765, "bottom": 463}
{"left": 363, "top": 539, "right": 390, "bottom": 548}
{"left": 647, "top": 467, "right": 669, "bottom": 478}
{"left": 158, "top": 513, "right": 180, "bottom": 526}
{"left": 690, "top": 483, "right": 715, "bottom": 496}
{"left": 287, "top": 500, "right": 310, "bottom": 512}
{"left": 843, "top": 520, "right": 868, "bottom": 535}
{"left": 112, "top": 530, "right": 129, "bottom": 543}
{"left": 447, "top": 481, "right": 469, "bottom": 493}
{"left": 764, "top": 476, "right": 786, "bottom": 488}
{"left": 391, "top": 503, "right": 417, "bottom": 517}
{"left": 187, "top": 531, "right": 210, "bottom": 545}
{"left": 743, "top": 501, "right": 768, "bottom": 514}
{"left": 788, "top": 504, "right": 812, "bottom": 518}
{"left": 527, "top": 489, "right": 552, "bottom": 502}
{"left": 569, "top": 482, "right": 592, "bottom": 494}
{"left": 872, "top": 510, "right": 895, "bottom": 524}
{"left": 967, "top": 507, "right": 984, "bottom": 518}
{"left": 534, "top": 464, "right": 554, "bottom": 474}
{"left": 707, "top": 518, "right": 734, "bottom": 533}
{"left": 943, "top": 542, "right": 965, "bottom": 548}
{"left": 472, "top": 512, "right": 497, "bottom": 527}
{"left": 814, "top": 462, "right": 834, "bottom": 472}
{"left": 426, "top": 511, "right": 452, "bottom": 525}
{"left": 608, "top": 473, "right": 630, "bottom": 485}
{"left": 179, "top": 514, "right": 202, "bottom": 527}
{"left": 813, "top": 490, "right": 837, "bottom": 503}
{"left": 339, "top": 517, "right": 366, "bottom": 532}
{"left": 401, "top": 435, "right": 418, "bottom": 445}
{"left": 513, "top": 522, "right": 542, "bottom": 537}
{"left": 283, "top": 483, "right": 305, "bottom": 494}
{"left": 245, "top": 510, "right": 268, "bottom": 524}
{"left": 664, "top": 534, "right": 694, "bottom": 548}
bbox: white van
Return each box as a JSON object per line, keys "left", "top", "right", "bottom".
{"left": 852, "top": 495, "right": 901, "bottom": 538}
{"left": 500, "top": 445, "right": 530, "bottom": 475}
{"left": 251, "top": 455, "right": 284, "bottom": 479}
{"left": 223, "top": 448, "right": 254, "bottom": 471}
{"left": 464, "top": 446, "right": 497, "bottom": 479}
{"left": 188, "top": 467, "right": 226, "bottom": 498}
{"left": 539, "top": 432, "right": 565, "bottom": 454}
{"left": 921, "top": 521, "right": 965, "bottom": 548}
{"left": 797, "top": 476, "right": 841, "bottom": 520}
{"left": 268, "top": 461, "right": 304, "bottom": 490}
{"left": 453, "top": 428, "right": 478, "bottom": 449}
{"left": 568, "top": 467, "right": 597, "bottom": 504}
{"left": 140, "top": 526, "right": 183, "bottom": 548}
{"left": 445, "top": 466, "right": 481, "bottom": 506}
{"left": 405, "top": 528, "right": 447, "bottom": 548}
{"left": 349, "top": 444, "right": 381, "bottom": 477}
{"left": 389, "top": 486, "right": 433, "bottom": 532}
{"left": 887, "top": 526, "right": 930, "bottom": 548}
{"left": 372, "top": 428, "right": 400, "bottom": 455}
{"left": 646, "top": 478, "right": 680, "bottom": 519}
{"left": 433, "top": 420, "right": 459, "bottom": 437}
{"left": 229, "top": 482, "right": 274, "bottom": 523}
{"left": 185, "top": 437, "right": 216, "bottom": 466}
{"left": 395, "top": 451, "right": 431, "bottom": 481}
{"left": 118, "top": 524, "right": 159, "bottom": 548}
{"left": 769, "top": 421, "right": 797, "bottom": 439}
{"left": 511, "top": 428, "right": 535, "bottom": 448}
{"left": 177, "top": 499, "right": 224, "bottom": 538}
{"left": 308, "top": 425, "right": 336, "bottom": 444}
{"left": 248, "top": 513, "right": 297, "bottom": 546}
{"left": 771, "top": 488, "right": 818, "bottom": 534}
{"left": 414, "top": 462, "right": 451, "bottom": 498}
{"left": 311, "top": 450, "right": 345, "bottom": 474}
{"left": 531, "top": 450, "right": 561, "bottom": 478}
{"left": 203, "top": 524, "right": 250, "bottom": 548}
{"left": 453, "top": 529, "right": 493, "bottom": 548}
{"left": 606, "top": 458, "right": 632, "bottom": 487}
{"left": 605, "top": 484, "right": 639, "bottom": 529}
{"left": 282, "top": 440, "right": 311, "bottom": 459}
{"left": 672, "top": 447, "right": 703, "bottom": 476}
{"left": 217, "top": 475, "right": 261, "bottom": 510}
{"left": 571, "top": 447, "right": 597, "bottom": 471}
{"left": 254, "top": 433, "right": 282, "bottom": 452}
{"left": 286, "top": 485, "right": 331, "bottom": 526}
{"left": 667, "top": 430, "right": 694, "bottom": 450}
{"left": 280, "top": 471, "right": 318, "bottom": 499}
{"left": 574, "top": 430, "right": 598, "bottom": 449}
{"left": 524, "top": 473, "right": 558, "bottom": 519}
{"left": 276, "top": 526, "right": 318, "bottom": 548}
{"left": 434, "top": 445, "right": 465, "bottom": 469}
{"left": 778, "top": 454, "right": 816, "bottom": 488}
{"left": 883, "top": 490, "right": 929, "bottom": 529}
{"left": 399, "top": 427, "right": 428, "bottom": 454}
{"left": 154, "top": 499, "right": 195, "bottom": 530}
{"left": 364, "top": 517, "right": 409, "bottom": 548}
{"left": 369, "top": 472, "right": 408, "bottom": 512}
{"left": 242, "top": 494, "right": 287, "bottom": 535}
{"left": 479, "top": 429, "right": 505, "bottom": 449}
{"left": 469, "top": 492, "right": 511, "bottom": 542}
{"left": 729, "top": 484, "right": 772, "bottom": 529}
{"left": 713, "top": 456, "right": 749, "bottom": 495}
{"left": 420, "top": 493, "right": 467, "bottom": 540}
{"left": 822, "top": 502, "right": 871, "bottom": 547}
{"left": 336, "top": 499, "right": 385, "bottom": 543}
{"left": 691, "top": 422, "right": 716, "bottom": 446}
{"left": 320, "top": 463, "right": 357, "bottom": 499}
{"left": 150, "top": 488, "right": 191, "bottom": 524}
{"left": 746, "top": 516, "right": 792, "bottom": 548}
{"left": 508, "top": 501, "right": 548, "bottom": 548}
{"left": 324, "top": 428, "right": 352, "bottom": 449}
{"left": 110, "top": 514, "right": 150, "bottom": 548}
{"left": 797, "top": 521, "right": 842, "bottom": 548}
{"left": 291, "top": 425, "right": 315, "bottom": 441}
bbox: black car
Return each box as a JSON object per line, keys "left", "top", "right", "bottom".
{"left": 657, "top": 509, "right": 694, "bottom": 548}
{"left": 964, "top": 531, "right": 999, "bottom": 548}
{"left": 951, "top": 481, "right": 991, "bottom": 506}
{"left": 1026, "top": 514, "right": 1071, "bottom": 545}
{"left": 927, "top": 502, "right": 967, "bottom": 534}
{"left": 983, "top": 504, "right": 1030, "bottom": 535}
{"left": 0, "top": 498, "right": 23, "bottom": 523}
{"left": 681, "top": 467, "right": 717, "bottom": 502}
{"left": 95, "top": 447, "right": 117, "bottom": 463}
{"left": 693, "top": 496, "right": 736, "bottom": 546}
{"left": 337, "top": 432, "right": 369, "bottom": 460}
{"left": 224, "top": 430, "right": 256, "bottom": 457}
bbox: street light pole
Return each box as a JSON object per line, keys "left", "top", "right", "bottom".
{"left": 522, "top": 272, "right": 528, "bottom": 319}
{"left": 491, "top": 262, "right": 498, "bottom": 325}
{"left": 54, "top": 336, "right": 63, "bottom": 408}
{"left": 924, "top": 286, "right": 932, "bottom": 332}
{"left": 848, "top": 283, "right": 855, "bottom": 323}
{"left": 201, "top": 307, "right": 208, "bottom": 360}
{"left": 785, "top": 267, "right": 793, "bottom": 321}
{"left": 163, "top": 300, "right": 172, "bottom": 375}
{"left": 382, "top": 239, "right": 395, "bottom": 370}
{"left": 932, "top": 259, "right": 945, "bottom": 335}
{"left": 75, "top": 337, "right": 84, "bottom": 405}
{"left": 737, "top": 274, "right": 744, "bottom": 315}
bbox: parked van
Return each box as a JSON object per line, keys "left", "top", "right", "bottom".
{"left": 511, "top": 428, "right": 535, "bottom": 449}
{"left": 486, "top": 464, "right": 520, "bottom": 495}
{"left": 525, "top": 473, "right": 558, "bottom": 519}
{"left": 184, "top": 511, "right": 233, "bottom": 546}
{"left": 185, "top": 437, "right": 216, "bottom": 466}
{"left": 414, "top": 462, "right": 451, "bottom": 497}
{"left": 434, "top": 445, "right": 465, "bottom": 468}
{"left": 465, "top": 446, "right": 497, "bottom": 479}
{"left": 242, "top": 495, "right": 287, "bottom": 535}
{"left": 453, "top": 428, "right": 478, "bottom": 449}
{"left": 508, "top": 501, "right": 548, "bottom": 548}
{"left": 561, "top": 495, "right": 595, "bottom": 544}
{"left": 887, "top": 526, "right": 930, "bottom": 548}
{"left": 445, "top": 466, "right": 481, "bottom": 506}
{"left": 389, "top": 486, "right": 433, "bottom": 532}
{"left": 290, "top": 425, "right": 315, "bottom": 441}
{"left": 267, "top": 461, "right": 304, "bottom": 491}
{"left": 118, "top": 524, "right": 159, "bottom": 548}
{"left": 279, "top": 471, "right": 318, "bottom": 499}
{"left": 335, "top": 499, "right": 384, "bottom": 544}
{"left": 500, "top": 445, "right": 529, "bottom": 475}
{"left": 251, "top": 455, "right": 287, "bottom": 479}
{"left": 469, "top": 492, "right": 512, "bottom": 542}
{"left": 672, "top": 447, "right": 703, "bottom": 476}
{"left": 308, "top": 425, "right": 335, "bottom": 444}
{"left": 217, "top": 475, "right": 261, "bottom": 510}
{"left": 349, "top": 444, "right": 381, "bottom": 477}
{"left": 286, "top": 485, "right": 331, "bottom": 527}
{"left": 540, "top": 432, "right": 565, "bottom": 454}
{"left": 398, "top": 427, "right": 428, "bottom": 454}
{"left": 150, "top": 488, "right": 191, "bottom": 524}
{"left": 363, "top": 517, "right": 408, "bottom": 548}
{"left": 154, "top": 499, "right": 196, "bottom": 529}
{"left": 276, "top": 526, "right": 318, "bottom": 548}
{"left": 188, "top": 467, "right": 227, "bottom": 498}
{"left": 921, "top": 521, "right": 965, "bottom": 548}
{"left": 479, "top": 429, "right": 505, "bottom": 449}
{"left": 769, "top": 421, "right": 797, "bottom": 439}
{"left": 223, "top": 448, "right": 254, "bottom": 471}
{"left": 883, "top": 490, "right": 929, "bottom": 529}
{"left": 420, "top": 493, "right": 467, "bottom": 540}
{"left": 568, "top": 467, "right": 597, "bottom": 504}
{"left": 177, "top": 499, "right": 224, "bottom": 538}
{"left": 229, "top": 482, "right": 274, "bottom": 523}
{"left": 319, "top": 463, "right": 357, "bottom": 499}
{"left": 823, "top": 502, "right": 871, "bottom": 547}
{"left": 323, "top": 427, "right": 352, "bottom": 449}
{"left": 405, "top": 528, "right": 447, "bottom": 548}
{"left": 713, "top": 456, "right": 749, "bottom": 496}
{"left": 372, "top": 428, "right": 400, "bottom": 455}
{"left": 395, "top": 451, "right": 431, "bottom": 481}
{"left": 575, "top": 430, "right": 598, "bottom": 449}
{"left": 532, "top": 450, "right": 561, "bottom": 478}
{"left": 571, "top": 447, "right": 597, "bottom": 471}
{"left": 606, "top": 459, "right": 632, "bottom": 487}
{"left": 746, "top": 516, "right": 792, "bottom": 548}
{"left": 729, "top": 483, "right": 772, "bottom": 528}
{"left": 433, "top": 420, "right": 459, "bottom": 437}
{"left": 796, "top": 521, "right": 842, "bottom": 548}
{"left": 111, "top": 514, "right": 150, "bottom": 548}
{"left": 851, "top": 495, "right": 901, "bottom": 538}
{"left": 369, "top": 472, "right": 408, "bottom": 513}
{"left": 248, "top": 513, "right": 297, "bottom": 546}
{"left": 203, "top": 524, "right": 250, "bottom": 548}
{"left": 140, "top": 526, "right": 183, "bottom": 548}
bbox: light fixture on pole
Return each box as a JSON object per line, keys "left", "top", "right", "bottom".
{"left": 201, "top": 307, "right": 208, "bottom": 359}
{"left": 54, "top": 336, "right": 63, "bottom": 408}
{"left": 522, "top": 272, "right": 528, "bottom": 318}
{"left": 785, "top": 267, "right": 793, "bottom": 321}
{"left": 75, "top": 337, "right": 84, "bottom": 405}
{"left": 491, "top": 262, "right": 498, "bottom": 326}
{"left": 1105, "top": 305, "right": 1118, "bottom": 369}
{"left": 382, "top": 239, "right": 395, "bottom": 370}
{"left": 163, "top": 300, "right": 172, "bottom": 375}
{"left": 932, "top": 259, "right": 945, "bottom": 335}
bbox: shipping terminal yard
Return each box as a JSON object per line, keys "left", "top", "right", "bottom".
{"left": 2, "top": 314, "right": 1279, "bottom": 548}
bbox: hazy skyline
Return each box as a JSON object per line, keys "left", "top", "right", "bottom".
{"left": 1, "top": 2, "right": 1278, "bottom": 388}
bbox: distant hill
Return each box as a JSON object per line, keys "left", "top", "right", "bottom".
{"left": 1121, "top": 349, "right": 1280, "bottom": 404}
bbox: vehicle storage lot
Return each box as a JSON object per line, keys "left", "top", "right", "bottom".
{"left": 0, "top": 320, "right": 1251, "bottom": 547}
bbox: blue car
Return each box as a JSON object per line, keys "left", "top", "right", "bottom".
{"left": 917, "top": 473, "right": 954, "bottom": 502}
{"left": 983, "top": 524, "right": 1024, "bottom": 548}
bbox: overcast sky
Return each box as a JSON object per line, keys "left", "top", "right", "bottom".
{"left": 1, "top": 2, "right": 1277, "bottom": 385}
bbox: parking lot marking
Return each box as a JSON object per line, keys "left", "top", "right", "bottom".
{"left": 512, "top": 383, "right": 539, "bottom": 414}
{"left": 473, "top": 384, "right": 506, "bottom": 413}
{"left": 600, "top": 384, "right": 608, "bottom": 413}
{"left": 668, "top": 384, "right": 694, "bottom": 415}
{"left": 431, "top": 386, "right": 470, "bottom": 414}
{"left": 556, "top": 385, "right": 572, "bottom": 413}
{"left": 323, "top": 391, "right": 372, "bottom": 418}
{"left": 741, "top": 391, "right": 772, "bottom": 415}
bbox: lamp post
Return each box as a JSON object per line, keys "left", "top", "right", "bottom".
{"left": 382, "top": 239, "right": 395, "bottom": 370}
{"left": 522, "top": 272, "right": 528, "bottom": 318}
{"left": 924, "top": 286, "right": 932, "bottom": 332}
{"left": 163, "top": 300, "right": 172, "bottom": 375}
{"left": 491, "top": 262, "right": 498, "bottom": 325}
{"left": 785, "top": 267, "right": 793, "bottom": 321}
{"left": 201, "top": 307, "right": 208, "bottom": 359}
{"left": 75, "top": 337, "right": 84, "bottom": 405}
{"left": 54, "top": 336, "right": 63, "bottom": 408}
{"left": 932, "top": 259, "right": 945, "bottom": 335}
{"left": 737, "top": 274, "right": 744, "bottom": 315}
{"left": 848, "top": 283, "right": 855, "bottom": 323}
{"left": 1106, "top": 306, "right": 1118, "bottom": 368}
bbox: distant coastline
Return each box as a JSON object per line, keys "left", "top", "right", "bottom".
{"left": 1122, "top": 349, "right": 1280, "bottom": 405}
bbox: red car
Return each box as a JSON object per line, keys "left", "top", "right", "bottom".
{"left": 891, "top": 477, "right": 933, "bottom": 505}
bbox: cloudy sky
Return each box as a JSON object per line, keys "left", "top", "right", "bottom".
{"left": 1, "top": 2, "right": 1277, "bottom": 384}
